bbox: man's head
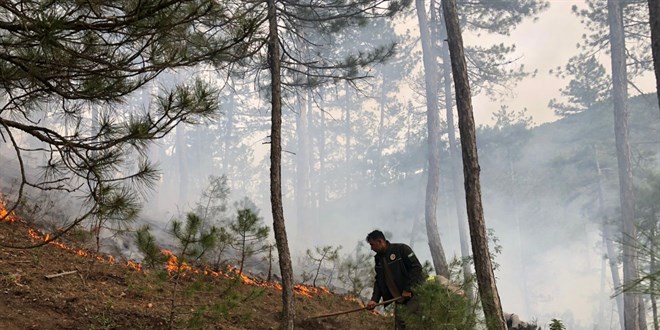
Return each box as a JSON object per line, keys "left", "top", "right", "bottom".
{"left": 366, "top": 230, "right": 388, "bottom": 254}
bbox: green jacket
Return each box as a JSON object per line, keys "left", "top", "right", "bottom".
{"left": 370, "top": 242, "right": 424, "bottom": 303}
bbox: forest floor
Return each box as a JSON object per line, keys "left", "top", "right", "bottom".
{"left": 0, "top": 215, "right": 392, "bottom": 329}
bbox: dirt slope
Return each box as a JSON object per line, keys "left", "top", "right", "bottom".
{"left": 0, "top": 219, "right": 391, "bottom": 329}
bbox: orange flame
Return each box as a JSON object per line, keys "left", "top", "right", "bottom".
{"left": 28, "top": 228, "right": 117, "bottom": 264}
{"left": 0, "top": 198, "right": 16, "bottom": 223}
{"left": 162, "top": 249, "right": 192, "bottom": 274}
{"left": 0, "top": 196, "right": 330, "bottom": 298}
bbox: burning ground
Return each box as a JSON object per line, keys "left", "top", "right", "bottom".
{"left": 0, "top": 206, "right": 391, "bottom": 329}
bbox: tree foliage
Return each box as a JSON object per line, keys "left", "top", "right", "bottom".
{"left": 135, "top": 224, "right": 168, "bottom": 269}
{"left": 228, "top": 198, "right": 269, "bottom": 274}
{"left": 0, "top": 1, "right": 259, "bottom": 243}
{"left": 548, "top": 54, "right": 610, "bottom": 116}
{"left": 303, "top": 245, "right": 341, "bottom": 288}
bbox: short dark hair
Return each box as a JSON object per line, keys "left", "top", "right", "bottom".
{"left": 366, "top": 230, "right": 386, "bottom": 242}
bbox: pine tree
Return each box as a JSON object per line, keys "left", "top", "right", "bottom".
{"left": 0, "top": 1, "right": 258, "bottom": 246}
{"left": 228, "top": 199, "right": 269, "bottom": 274}
{"left": 548, "top": 54, "right": 610, "bottom": 116}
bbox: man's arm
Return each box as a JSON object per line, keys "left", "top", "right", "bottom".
{"left": 401, "top": 244, "right": 424, "bottom": 292}
{"left": 367, "top": 275, "right": 382, "bottom": 309}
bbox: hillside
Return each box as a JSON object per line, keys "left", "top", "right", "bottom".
{"left": 0, "top": 211, "right": 391, "bottom": 329}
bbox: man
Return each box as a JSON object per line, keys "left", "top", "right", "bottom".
{"left": 365, "top": 230, "right": 424, "bottom": 329}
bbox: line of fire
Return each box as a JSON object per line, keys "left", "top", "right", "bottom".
{"left": 0, "top": 197, "right": 336, "bottom": 300}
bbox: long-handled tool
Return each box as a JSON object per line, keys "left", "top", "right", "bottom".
{"left": 304, "top": 296, "right": 401, "bottom": 321}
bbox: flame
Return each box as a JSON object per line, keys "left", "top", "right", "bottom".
{"left": 28, "top": 228, "right": 119, "bottom": 264}
{"left": 0, "top": 198, "right": 16, "bottom": 223}
{"left": 157, "top": 254, "right": 329, "bottom": 298}
{"left": 126, "top": 260, "right": 142, "bottom": 272}
{"left": 162, "top": 249, "right": 192, "bottom": 274}
{"left": 0, "top": 195, "right": 330, "bottom": 298}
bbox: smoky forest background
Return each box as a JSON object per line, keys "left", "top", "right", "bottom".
{"left": 1, "top": 0, "right": 660, "bottom": 329}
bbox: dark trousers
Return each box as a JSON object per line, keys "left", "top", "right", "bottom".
{"left": 394, "top": 296, "right": 419, "bottom": 330}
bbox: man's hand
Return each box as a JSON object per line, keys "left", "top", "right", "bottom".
{"left": 400, "top": 290, "right": 413, "bottom": 301}
{"left": 366, "top": 300, "right": 378, "bottom": 310}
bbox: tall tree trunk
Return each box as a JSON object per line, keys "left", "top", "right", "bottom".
{"left": 651, "top": 222, "right": 659, "bottom": 330}
{"left": 438, "top": 9, "right": 473, "bottom": 298}
{"left": 594, "top": 145, "right": 625, "bottom": 330}
{"left": 306, "top": 89, "right": 315, "bottom": 211}
{"left": 415, "top": 0, "right": 449, "bottom": 278}
{"left": 295, "top": 91, "right": 310, "bottom": 245}
{"left": 318, "top": 90, "right": 327, "bottom": 209}
{"left": 441, "top": 1, "right": 505, "bottom": 329}
{"left": 343, "top": 81, "right": 352, "bottom": 195}
{"left": 175, "top": 125, "right": 188, "bottom": 206}
{"left": 607, "top": 0, "right": 645, "bottom": 328}
{"left": 375, "top": 74, "right": 387, "bottom": 186}
{"left": 506, "top": 152, "right": 532, "bottom": 317}
{"left": 222, "top": 92, "right": 235, "bottom": 175}
{"left": 649, "top": 0, "right": 660, "bottom": 113}
{"left": 267, "top": 0, "right": 295, "bottom": 327}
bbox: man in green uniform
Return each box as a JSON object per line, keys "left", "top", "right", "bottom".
{"left": 365, "top": 230, "right": 424, "bottom": 329}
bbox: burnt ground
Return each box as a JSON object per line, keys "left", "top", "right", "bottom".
{"left": 0, "top": 219, "right": 392, "bottom": 329}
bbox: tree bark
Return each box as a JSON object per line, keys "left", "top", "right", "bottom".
{"left": 649, "top": 0, "right": 660, "bottom": 113}
{"left": 607, "top": 0, "right": 644, "bottom": 328}
{"left": 441, "top": 0, "right": 505, "bottom": 329}
{"left": 415, "top": 0, "right": 449, "bottom": 278}
{"left": 267, "top": 0, "right": 295, "bottom": 327}
{"left": 594, "top": 145, "right": 625, "bottom": 330}
{"left": 438, "top": 8, "right": 474, "bottom": 299}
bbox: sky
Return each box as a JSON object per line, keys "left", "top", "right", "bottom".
{"left": 471, "top": 0, "right": 580, "bottom": 126}
{"left": 470, "top": 0, "right": 654, "bottom": 127}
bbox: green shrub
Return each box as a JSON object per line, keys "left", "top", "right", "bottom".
{"left": 398, "top": 276, "right": 478, "bottom": 329}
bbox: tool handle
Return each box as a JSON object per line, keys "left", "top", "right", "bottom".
{"left": 305, "top": 296, "right": 401, "bottom": 321}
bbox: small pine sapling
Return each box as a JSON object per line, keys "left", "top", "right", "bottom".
{"left": 549, "top": 318, "right": 566, "bottom": 330}
{"left": 337, "top": 241, "right": 374, "bottom": 303}
{"left": 193, "top": 176, "right": 233, "bottom": 269}
{"left": 228, "top": 198, "right": 269, "bottom": 274}
{"left": 134, "top": 225, "right": 168, "bottom": 269}
{"left": 305, "top": 245, "right": 341, "bottom": 288}
{"left": 167, "top": 212, "right": 219, "bottom": 328}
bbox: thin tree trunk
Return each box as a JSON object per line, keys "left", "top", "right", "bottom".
{"left": 594, "top": 145, "right": 625, "bottom": 330}
{"left": 306, "top": 89, "right": 316, "bottom": 212}
{"left": 599, "top": 239, "right": 607, "bottom": 330}
{"left": 648, "top": 0, "right": 660, "bottom": 113}
{"left": 295, "top": 90, "right": 310, "bottom": 246}
{"left": 507, "top": 153, "right": 532, "bottom": 317}
{"left": 222, "top": 92, "right": 235, "bottom": 175}
{"left": 344, "top": 81, "right": 352, "bottom": 195}
{"left": 415, "top": 0, "right": 449, "bottom": 278}
{"left": 267, "top": 0, "right": 295, "bottom": 327}
{"left": 318, "top": 90, "right": 327, "bottom": 209}
{"left": 175, "top": 125, "right": 188, "bottom": 206}
{"left": 438, "top": 9, "right": 473, "bottom": 299}
{"left": 441, "top": 0, "right": 505, "bottom": 329}
{"left": 375, "top": 74, "right": 387, "bottom": 186}
{"left": 607, "top": 0, "right": 644, "bottom": 328}
{"left": 651, "top": 223, "right": 658, "bottom": 330}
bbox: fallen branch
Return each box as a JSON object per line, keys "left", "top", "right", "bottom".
{"left": 44, "top": 270, "right": 77, "bottom": 280}
{"left": 305, "top": 296, "right": 401, "bottom": 321}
